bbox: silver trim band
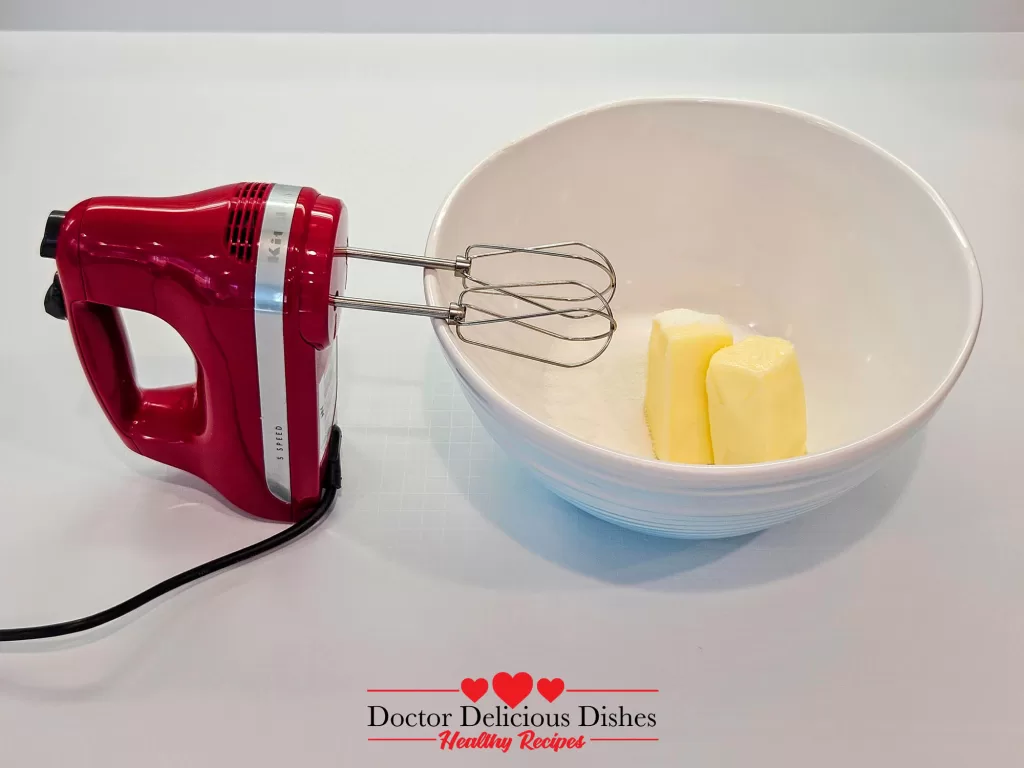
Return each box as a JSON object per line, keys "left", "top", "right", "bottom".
{"left": 254, "top": 183, "right": 301, "bottom": 502}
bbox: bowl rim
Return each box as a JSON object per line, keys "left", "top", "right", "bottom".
{"left": 422, "top": 96, "right": 984, "bottom": 484}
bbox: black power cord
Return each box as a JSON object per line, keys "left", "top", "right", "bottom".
{"left": 0, "top": 427, "right": 342, "bottom": 643}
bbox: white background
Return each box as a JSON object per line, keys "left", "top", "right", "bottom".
{"left": 3, "top": 0, "right": 1023, "bottom": 33}
{"left": 2, "top": 29, "right": 1023, "bottom": 766}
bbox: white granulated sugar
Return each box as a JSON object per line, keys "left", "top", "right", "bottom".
{"left": 540, "top": 314, "right": 657, "bottom": 459}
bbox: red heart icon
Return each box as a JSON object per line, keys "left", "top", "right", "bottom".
{"left": 537, "top": 677, "right": 565, "bottom": 703}
{"left": 461, "top": 677, "right": 488, "bottom": 703}
{"left": 491, "top": 672, "right": 533, "bottom": 708}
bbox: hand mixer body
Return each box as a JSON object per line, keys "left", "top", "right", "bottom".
{"left": 44, "top": 183, "right": 347, "bottom": 521}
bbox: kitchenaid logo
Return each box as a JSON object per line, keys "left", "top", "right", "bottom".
{"left": 268, "top": 230, "right": 284, "bottom": 261}
{"left": 367, "top": 672, "right": 658, "bottom": 754}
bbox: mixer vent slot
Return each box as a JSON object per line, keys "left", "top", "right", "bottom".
{"left": 224, "top": 182, "right": 271, "bottom": 261}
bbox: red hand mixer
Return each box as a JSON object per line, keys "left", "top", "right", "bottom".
{"left": 3, "top": 181, "right": 615, "bottom": 642}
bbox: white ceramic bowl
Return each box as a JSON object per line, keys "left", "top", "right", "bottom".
{"left": 423, "top": 98, "right": 982, "bottom": 538}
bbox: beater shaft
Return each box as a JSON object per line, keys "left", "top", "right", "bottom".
{"left": 328, "top": 294, "right": 465, "bottom": 322}
{"left": 337, "top": 247, "right": 470, "bottom": 273}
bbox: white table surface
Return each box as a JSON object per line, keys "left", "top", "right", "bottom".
{"left": 0, "top": 31, "right": 1021, "bottom": 766}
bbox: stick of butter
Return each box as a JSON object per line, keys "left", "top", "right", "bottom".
{"left": 644, "top": 309, "right": 734, "bottom": 464}
{"left": 706, "top": 336, "right": 807, "bottom": 465}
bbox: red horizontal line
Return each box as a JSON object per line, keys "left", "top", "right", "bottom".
{"left": 590, "top": 738, "right": 660, "bottom": 742}
{"left": 364, "top": 692, "right": 659, "bottom": 696}
{"left": 367, "top": 738, "right": 438, "bottom": 742}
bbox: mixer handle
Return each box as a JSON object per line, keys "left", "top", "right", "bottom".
{"left": 68, "top": 302, "right": 206, "bottom": 477}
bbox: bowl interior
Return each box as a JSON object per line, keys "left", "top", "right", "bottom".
{"left": 426, "top": 99, "right": 978, "bottom": 459}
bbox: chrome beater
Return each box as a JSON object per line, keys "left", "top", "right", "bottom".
{"left": 330, "top": 243, "right": 617, "bottom": 368}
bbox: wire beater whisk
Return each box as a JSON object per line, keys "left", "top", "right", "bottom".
{"left": 331, "top": 242, "right": 617, "bottom": 368}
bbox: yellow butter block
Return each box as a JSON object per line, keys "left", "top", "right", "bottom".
{"left": 644, "top": 309, "right": 734, "bottom": 464}
{"left": 706, "top": 336, "right": 807, "bottom": 465}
